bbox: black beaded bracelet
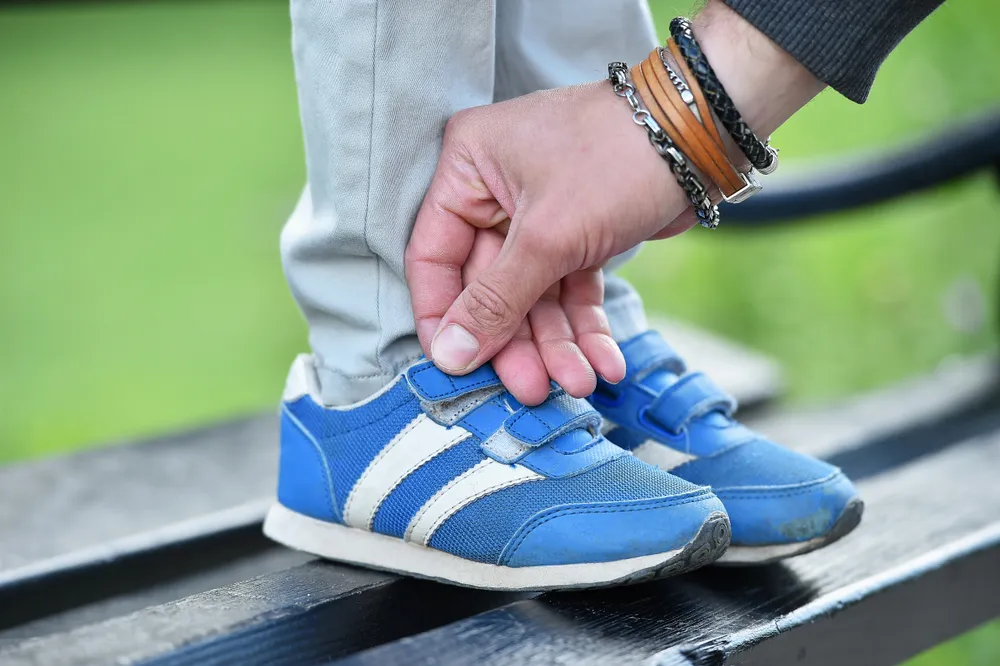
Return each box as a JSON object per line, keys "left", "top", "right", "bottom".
{"left": 668, "top": 17, "right": 778, "bottom": 174}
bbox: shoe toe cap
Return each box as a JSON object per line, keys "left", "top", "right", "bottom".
{"left": 716, "top": 470, "right": 860, "bottom": 546}
{"left": 672, "top": 437, "right": 861, "bottom": 547}
{"left": 501, "top": 489, "right": 729, "bottom": 567}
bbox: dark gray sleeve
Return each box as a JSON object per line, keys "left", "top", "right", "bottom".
{"left": 721, "top": 0, "right": 945, "bottom": 103}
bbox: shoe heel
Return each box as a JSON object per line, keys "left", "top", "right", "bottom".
{"left": 277, "top": 408, "right": 339, "bottom": 522}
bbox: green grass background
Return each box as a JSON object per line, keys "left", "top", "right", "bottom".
{"left": 0, "top": 1, "right": 997, "bottom": 662}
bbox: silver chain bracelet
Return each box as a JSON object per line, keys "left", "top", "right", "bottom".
{"left": 657, "top": 48, "right": 699, "bottom": 119}
{"left": 607, "top": 61, "right": 720, "bottom": 229}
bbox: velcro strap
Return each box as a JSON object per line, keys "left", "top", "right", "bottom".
{"left": 405, "top": 360, "right": 502, "bottom": 402}
{"left": 646, "top": 372, "right": 736, "bottom": 434}
{"left": 505, "top": 392, "right": 602, "bottom": 446}
{"left": 621, "top": 331, "right": 686, "bottom": 381}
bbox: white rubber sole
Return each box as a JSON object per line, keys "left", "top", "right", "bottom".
{"left": 716, "top": 538, "right": 828, "bottom": 565}
{"left": 264, "top": 503, "right": 728, "bottom": 591}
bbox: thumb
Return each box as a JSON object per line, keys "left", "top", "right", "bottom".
{"left": 430, "top": 223, "right": 564, "bottom": 375}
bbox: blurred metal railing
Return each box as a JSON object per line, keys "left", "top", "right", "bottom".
{"left": 723, "top": 110, "right": 1000, "bottom": 225}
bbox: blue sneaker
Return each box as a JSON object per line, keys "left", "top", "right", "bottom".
{"left": 263, "top": 355, "right": 731, "bottom": 590}
{"left": 591, "top": 331, "right": 863, "bottom": 565}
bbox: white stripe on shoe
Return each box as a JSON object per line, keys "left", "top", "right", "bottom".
{"left": 405, "top": 459, "right": 542, "bottom": 546}
{"left": 343, "top": 414, "right": 471, "bottom": 530}
{"left": 632, "top": 440, "right": 696, "bottom": 472}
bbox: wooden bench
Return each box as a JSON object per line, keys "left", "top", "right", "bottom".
{"left": 1, "top": 334, "right": 998, "bottom": 665}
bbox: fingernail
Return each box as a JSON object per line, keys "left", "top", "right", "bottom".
{"left": 597, "top": 373, "right": 620, "bottom": 385}
{"left": 431, "top": 324, "right": 480, "bottom": 372}
{"left": 489, "top": 207, "right": 509, "bottom": 225}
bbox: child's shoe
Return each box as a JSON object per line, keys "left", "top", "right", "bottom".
{"left": 591, "top": 331, "right": 863, "bottom": 565}
{"left": 264, "top": 355, "right": 731, "bottom": 590}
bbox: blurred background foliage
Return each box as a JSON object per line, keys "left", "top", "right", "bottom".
{"left": 1, "top": 1, "right": 998, "bottom": 663}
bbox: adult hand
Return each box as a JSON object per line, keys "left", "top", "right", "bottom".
{"left": 405, "top": 0, "right": 823, "bottom": 405}
{"left": 406, "top": 81, "right": 693, "bottom": 405}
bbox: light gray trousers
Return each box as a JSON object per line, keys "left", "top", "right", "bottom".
{"left": 281, "top": 0, "right": 657, "bottom": 406}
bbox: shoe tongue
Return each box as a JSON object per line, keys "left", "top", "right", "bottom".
{"left": 642, "top": 369, "right": 732, "bottom": 428}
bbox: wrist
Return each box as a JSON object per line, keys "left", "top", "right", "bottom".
{"left": 694, "top": 1, "right": 825, "bottom": 156}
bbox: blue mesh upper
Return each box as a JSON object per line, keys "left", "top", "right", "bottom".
{"left": 429, "top": 455, "right": 701, "bottom": 564}
{"left": 672, "top": 437, "right": 838, "bottom": 490}
{"left": 284, "top": 381, "right": 421, "bottom": 512}
{"left": 371, "top": 437, "right": 486, "bottom": 537}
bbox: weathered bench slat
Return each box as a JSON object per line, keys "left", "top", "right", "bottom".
{"left": 0, "top": 547, "right": 312, "bottom": 646}
{"left": 0, "top": 498, "right": 281, "bottom": 631}
{"left": 747, "top": 355, "right": 997, "bottom": 461}
{"left": 714, "top": 526, "right": 1000, "bottom": 666}
{"left": 0, "top": 563, "right": 532, "bottom": 666}
{"left": 0, "top": 417, "right": 276, "bottom": 613}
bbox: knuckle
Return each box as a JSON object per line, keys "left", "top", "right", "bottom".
{"left": 462, "top": 279, "right": 515, "bottom": 334}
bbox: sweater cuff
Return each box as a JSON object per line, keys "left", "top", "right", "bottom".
{"left": 721, "top": 0, "right": 944, "bottom": 103}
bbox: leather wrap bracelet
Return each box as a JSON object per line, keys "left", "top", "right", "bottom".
{"left": 642, "top": 51, "right": 762, "bottom": 203}
{"left": 636, "top": 58, "right": 742, "bottom": 195}
{"left": 668, "top": 17, "right": 778, "bottom": 174}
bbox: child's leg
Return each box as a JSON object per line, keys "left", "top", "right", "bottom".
{"left": 280, "top": 0, "right": 497, "bottom": 406}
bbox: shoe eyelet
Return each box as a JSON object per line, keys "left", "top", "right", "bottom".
{"left": 637, "top": 404, "right": 686, "bottom": 443}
